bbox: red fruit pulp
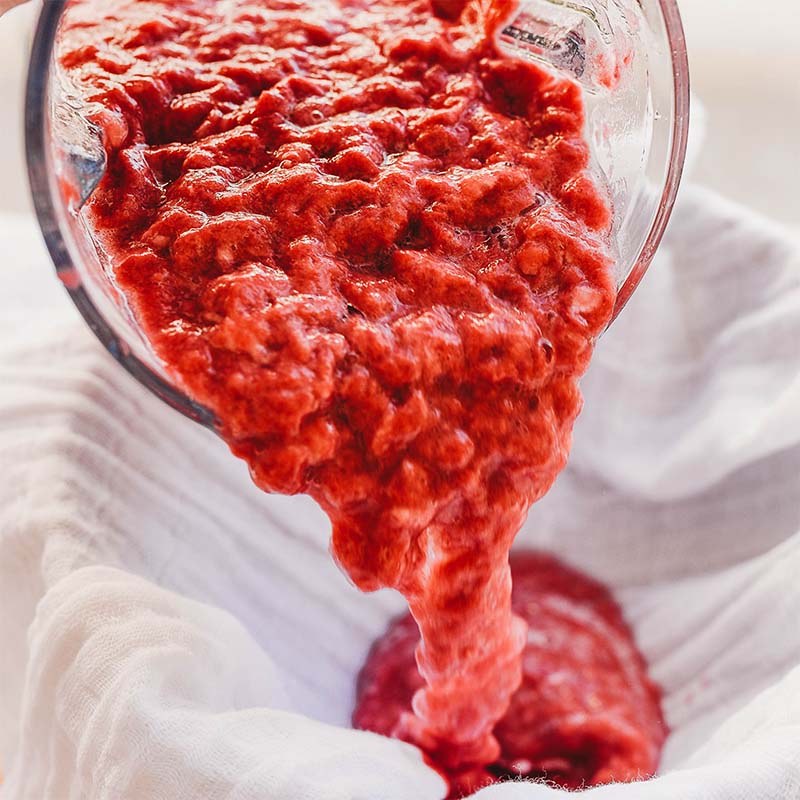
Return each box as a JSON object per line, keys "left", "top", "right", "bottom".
{"left": 355, "top": 552, "right": 667, "bottom": 795}
{"left": 59, "top": 0, "right": 663, "bottom": 788}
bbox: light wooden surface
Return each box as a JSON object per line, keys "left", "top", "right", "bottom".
{"left": 0, "top": 1, "right": 798, "bottom": 225}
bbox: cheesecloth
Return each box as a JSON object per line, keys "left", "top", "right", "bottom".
{"left": 1, "top": 184, "right": 799, "bottom": 799}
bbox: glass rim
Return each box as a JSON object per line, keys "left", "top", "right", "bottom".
{"left": 25, "top": 0, "right": 690, "bottom": 430}
{"left": 25, "top": 0, "right": 218, "bottom": 427}
{"left": 609, "top": 0, "right": 690, "bottom": 322}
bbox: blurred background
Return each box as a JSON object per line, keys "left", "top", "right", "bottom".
{"left": 0, "top": 0, "right": 798, "bottom": 229}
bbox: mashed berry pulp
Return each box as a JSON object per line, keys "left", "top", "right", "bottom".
{"left": 356, "top": 552, "right": 667, "bottom": 796}
{"left": 59, "top": 0, "right": 664, "bottom": 789}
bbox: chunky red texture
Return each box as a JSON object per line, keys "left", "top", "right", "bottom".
{"left": 355, "top": 552, "right": 668, "bottom": 796}
{"left": 58, "top": 0, "right": 640, "bottom": 779}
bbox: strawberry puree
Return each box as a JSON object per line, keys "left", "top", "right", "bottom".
{"left": 355, "top": 552, "right": 667, "bottom": 795}
{"left": 59, "top": 0, "right": 662, "bottom": 789}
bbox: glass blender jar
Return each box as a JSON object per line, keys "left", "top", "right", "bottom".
{"left": 25, "top": 0, "right": 689, "bottom": 429}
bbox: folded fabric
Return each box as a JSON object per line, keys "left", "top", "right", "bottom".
{"left": 1, "top": 185, "right": 799, "bottom": 800}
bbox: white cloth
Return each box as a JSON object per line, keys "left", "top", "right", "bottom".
{"left": 0, "top": 185, "right": 799, "bottom": 800}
